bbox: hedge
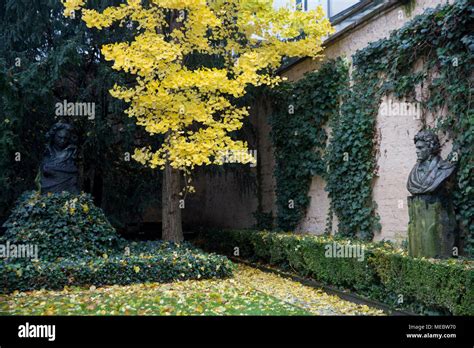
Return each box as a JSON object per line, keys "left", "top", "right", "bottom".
{"left": 0, "top": 241, "right": 235, "bottom": 293}
{"left": 198, "top": 229, "right": 473, "bottom": 315}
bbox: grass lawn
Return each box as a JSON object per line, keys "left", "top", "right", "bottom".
{"left": 0, "top": 264, "right": 384, "bottom": 316}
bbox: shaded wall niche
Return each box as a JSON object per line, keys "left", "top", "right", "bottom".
{"left": 179, "top": 91, "right": 279, "bottom": 231}
{"left": 138, "top": 167, "right": 258, "bottom": 235}
{"left": 140, "top": 96, "right": 263, "bottom": 232}
{"left": 183, "top": 167, "right": 258, "bottom": 229}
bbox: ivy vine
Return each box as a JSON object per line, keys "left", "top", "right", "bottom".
{"left": 325, "top": 60, "right": 383, "bottom": 240}
{"left": 268, "top": 58, "right": 349, "bottom": 231}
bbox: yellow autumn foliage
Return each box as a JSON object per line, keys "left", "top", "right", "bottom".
{"left": 62, "top": 0, "right": 333, "bottom": 171}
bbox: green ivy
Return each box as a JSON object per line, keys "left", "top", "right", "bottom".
{"left": 325, "top": 62, "right": 383, "bottom": 240}
{"left": 0, "top": 191, "right": 234, "bottom": 293}
{"left": 0, "top": 241, "right": 234, "bottom": 293}
{"left": 268, "top": 58, "right": 349, "bottom": 231}
{"left": 1, "top": 191, "right": 122, "bottom": 261}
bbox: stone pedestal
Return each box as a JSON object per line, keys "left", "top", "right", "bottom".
{"left": 407, "top": 194, "right": 457, "bottom": 258}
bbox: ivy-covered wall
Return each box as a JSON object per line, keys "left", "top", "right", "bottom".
{"left": 264, "top": 0, "right": 472, "bottom": 256}
{"left": 329, "top": 0, "right": 472, "bottom": 248}
{"left": 268, "top": 58, "right": 349, "bottom": 232}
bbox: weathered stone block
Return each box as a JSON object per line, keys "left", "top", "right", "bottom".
{"left": 407, "top": 194, "right": 457, "bottom": 258}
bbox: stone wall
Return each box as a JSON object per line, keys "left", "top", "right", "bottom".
{"left": 183, "top": 169, "right": 258, "bottom": 229}
{"left": 180, "top": 98, "right": 264, "bottom": 230}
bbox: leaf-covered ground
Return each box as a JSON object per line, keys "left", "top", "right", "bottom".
{"left": 0, "top": 264, "right": 384, "bottom": 316}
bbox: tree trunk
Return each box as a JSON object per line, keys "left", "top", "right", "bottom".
{"left": 161, "top": 10, "right": 184, "bottom": 243}
{"left": 162, "top": 161, "right": 183, "bottom": 242}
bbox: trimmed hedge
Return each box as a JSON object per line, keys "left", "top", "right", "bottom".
{"left": 198, "top": 229, "right": 474, "bottom": 315}
{"left": 0, "top": 241, "right": 234, "bottom": 293}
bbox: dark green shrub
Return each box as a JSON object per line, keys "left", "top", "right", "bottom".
{"left": 199, "top": 229, "right": 474, "bottom": 315}
{"left": 0, "top": 241, "right": 234, "bottom": 293}
{"left": 1, "top": 191, "right": 123, "bottom": 261}
{"left": 0, "top": 192, "right": 235, "bottom": 292}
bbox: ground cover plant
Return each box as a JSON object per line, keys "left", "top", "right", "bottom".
{"left": 0, "top": 191, "right": 233, "bottom": 293}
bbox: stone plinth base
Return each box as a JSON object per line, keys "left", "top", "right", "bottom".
{"left": 407, "top": 195, "right": 457, "bottom": 258}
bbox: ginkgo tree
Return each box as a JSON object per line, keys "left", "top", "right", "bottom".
{"left": 62, "top": 0, "right": 333, "bottom": 242}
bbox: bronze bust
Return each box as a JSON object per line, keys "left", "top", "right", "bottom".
{"left": 407, "top": 130, "right": 455, "bottom": 195}
{"left": 40, "top": 123, "right": 79, "bottom": 194}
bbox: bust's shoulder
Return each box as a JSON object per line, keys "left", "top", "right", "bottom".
{"left": 436, "top": 156, "right": 456, "bottom": 170}
{"left": 65, "top": 144, "right": 77, "bottom": 151}
{"left": 65, "top": 144, "right": 77, "bottom": 152}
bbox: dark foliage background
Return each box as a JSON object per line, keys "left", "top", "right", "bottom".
{"left": 0, "top": 0, "right": 163, "bottom": 230}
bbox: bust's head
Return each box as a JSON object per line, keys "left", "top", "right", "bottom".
{"left": 414, "top": 130, "right": 440, "bottom": 162}
{"left": 46, "top": 123, "right": 76, "bottom": 151}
